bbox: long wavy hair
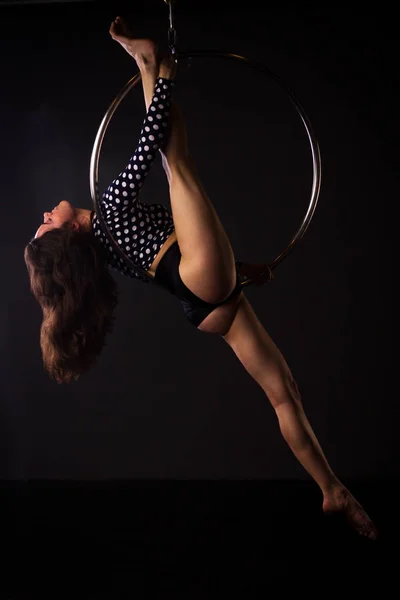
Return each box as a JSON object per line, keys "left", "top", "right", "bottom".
{"left": 24, "top": 223, "right": 118, "bottom": 384}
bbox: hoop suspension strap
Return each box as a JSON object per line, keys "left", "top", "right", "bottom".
{"left": 164, "top": 0, "right": 177, "bottom": 56}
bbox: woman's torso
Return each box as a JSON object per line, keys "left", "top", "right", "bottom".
{"left": 146, "top": 230, "right": 177, "bottom": 278}
{"left": 91, "top": 205, "right": 177, "bottom": 278}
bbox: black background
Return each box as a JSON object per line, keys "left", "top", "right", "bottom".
{"left": 1, "top": 0, "right": 397, "bottom": 591}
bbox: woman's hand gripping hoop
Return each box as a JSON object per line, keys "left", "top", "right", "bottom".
{"left": 236, "top": 262, "right": 274, "bottom": 287}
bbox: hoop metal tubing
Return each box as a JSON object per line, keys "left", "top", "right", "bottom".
{"left": 90, "top": 51, "right": 321, "bottom": 284}
{"left": 89, "top": 72, "right": 151, "bottom": 281}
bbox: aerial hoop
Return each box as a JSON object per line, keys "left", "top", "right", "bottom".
{"left": 90, "top": 6, "right": 321, "bottom": 287}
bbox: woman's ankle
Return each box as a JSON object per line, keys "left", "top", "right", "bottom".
{"left": 158, "top": 53, "right": 177, "bottom": 80}
{"left": 137, "top": 56, "right": 158, "bottom": 74}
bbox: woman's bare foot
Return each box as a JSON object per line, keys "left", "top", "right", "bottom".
{"left": 322, "top": 485, "right": 379, "bottom": 540}
{"left": 109, "top": 16, "right": 157, "bottom": 69}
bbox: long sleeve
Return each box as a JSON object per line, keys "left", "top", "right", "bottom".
{"left": 100, "top": 77, "right": 175, "bottom": 215}
{"left": 91, "top": 77, "right": 176, "bottom": 282}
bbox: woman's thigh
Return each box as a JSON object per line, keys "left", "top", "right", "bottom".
{"left": 221, "top": 294, "right": 294, "bottom": 399}
{"left": 169, "top": 162, "right": 237, "bottom": 305}
{"left": 196, "top": 290, "right": 244, "bottom": 335}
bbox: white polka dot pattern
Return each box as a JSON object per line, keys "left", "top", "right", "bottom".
{"left": 91, "top": 78, "right": 175, "bottom": 282}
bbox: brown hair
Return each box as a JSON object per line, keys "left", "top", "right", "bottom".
{"left": 24, "top": 224, "right": 118, "bottom": 384}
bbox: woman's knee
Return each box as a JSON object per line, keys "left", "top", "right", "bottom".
{"left": 264, "top": 371, "right": 302, "bottom": 409}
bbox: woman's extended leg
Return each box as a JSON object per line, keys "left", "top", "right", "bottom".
{"left": 158, "top": 86, "right": 238, "bottom": 306}
{"left": 223, "top": 294, "right": 379, "bottom": 540}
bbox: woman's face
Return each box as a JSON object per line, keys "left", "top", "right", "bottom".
{"left": 34, "top": 200, "right": 76, "bottom": 239}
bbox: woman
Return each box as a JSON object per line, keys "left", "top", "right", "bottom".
{"left": 24, "top": 17, "right": 378, "bottom": 541}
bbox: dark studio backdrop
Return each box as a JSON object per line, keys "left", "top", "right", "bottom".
{"left": 0, "top": 0, "right": 398, "bottom": 589}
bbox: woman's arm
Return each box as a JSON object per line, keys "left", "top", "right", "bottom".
{"left": 100, "top": 77, "right": 175, "bottom": 215}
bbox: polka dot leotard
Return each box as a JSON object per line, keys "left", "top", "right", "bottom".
{"left": 91, "top": 77, "right": 175, "bottom": 283}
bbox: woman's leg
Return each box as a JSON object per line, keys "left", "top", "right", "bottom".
{"left": 223, "top": 295, "right": 379, "bottom": 540}
{"left": 158, "top": 92, "right": 238, "bottom": 306}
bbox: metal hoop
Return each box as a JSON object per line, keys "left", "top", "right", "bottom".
{"left": 90, "top": 51, "right": 322, "bottom": 285}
